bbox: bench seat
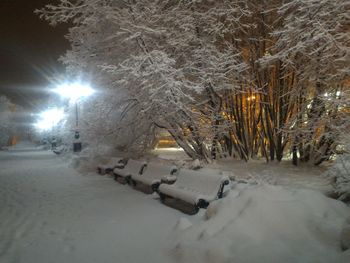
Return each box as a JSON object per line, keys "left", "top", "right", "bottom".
{"left": 130, "top": 163, "right": 177, "bottom": 193}
{"left": 97, "top": 157, "right": 124, "bottom": 175}
{"left": 113, "top": 159, "right": 146, "bottom": 184}
{"left": 158, "top": 168, "right": 230, "bottom": 214}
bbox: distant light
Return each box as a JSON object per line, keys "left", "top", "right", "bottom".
{"left": 336, "top": 91, "right": 341, "bottom": 96}
{"left": 53, "top": 82, "right": 95, "bottom": 102}
{"left": 34, "top": 108, "right": 65, "bottom": 131}
{"left": 154, "top": 147, "right": 184, "bottom": 152}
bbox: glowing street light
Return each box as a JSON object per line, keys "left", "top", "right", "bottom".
{"left": 34, "top": 108, "right": 65, "bottom": 131}
{"left": 52, "top": 82, "right": 95, "bottom": 102}
{"left": 52, "top": 82, "right": 95, "bottom": 152}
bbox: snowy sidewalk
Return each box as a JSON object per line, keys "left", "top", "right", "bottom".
{"left": 0, "top": 146, "right": 186, "bottom": 263}
{"left": 2, "top": 145, "right": 350, "bottom": 263}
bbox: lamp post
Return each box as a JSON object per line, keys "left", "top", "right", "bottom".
{"left": 52, "top": 82, "right": 95, "bottom": 152}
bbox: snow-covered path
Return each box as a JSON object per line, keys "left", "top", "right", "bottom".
{"left": 0, "top": 145, "right": 185, "bottom": 263}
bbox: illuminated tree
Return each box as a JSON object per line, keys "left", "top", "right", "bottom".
{"left": 272, "top": 0, "right": 350, "bottom": 164}
{"left": 37, "top": 0, "right": 350, "bottom": 164}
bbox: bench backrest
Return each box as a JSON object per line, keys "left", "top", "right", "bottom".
{"left": 125, "top": 159, "right": 147, "bottom": 175}
{"left": 108, "top": 157, "right": 123, "bottom": 166}
{"left": 174, "top": 168, "right": 229, "bottom": 196}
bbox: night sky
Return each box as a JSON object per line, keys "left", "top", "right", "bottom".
{"left": 0, "top": 0, "right": 70, "bottom": 110}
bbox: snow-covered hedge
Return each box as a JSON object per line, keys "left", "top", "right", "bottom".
{"left": 327, "top": 149, "right": 350, "bottom": 202}
{"left": 172, "top": 184, "right": 350, "bottom": 263}
{"left": 0, "top": 96, "right": 16, "bottom": 147}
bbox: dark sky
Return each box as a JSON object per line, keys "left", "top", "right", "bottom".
{"left": 0, "top": 0, "right": 70, "bottom": 110}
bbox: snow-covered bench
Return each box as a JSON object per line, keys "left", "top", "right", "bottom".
{"left": 158, "top": 168, "right": 230, "bottom": 215}
{"left": 113, "top": 159, "right": 147, "bottom": 184}
{"left": 130, "top": 163, "right": 177, "bottom": 194}
{"left": 52, "top": 145, "right": 67, "bottom": 155}
{"left": 97, "top": 157, "right": 125, "bottom": 175}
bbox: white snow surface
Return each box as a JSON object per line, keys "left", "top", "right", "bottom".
{"left": 0, "top": 144, "right": 189, "bottom": 263}
{"left": 113, "top": 159, "right": 146, "bottom": 178}
{"left": 171, "top": 184, "right": 350, "bottom": 263}
{"left": 97, "top": 157, "right": 124, "bottom": 170}
{"left": 131, "top": 162, "right": 176, "bottom": 186}
{"left": 159, "top": 168, "right": 229, "bottom": 205}
{"left": 1, "top": 143, "right": 350, "bottom": 263}
{"left": 152, "top": 148, "right": 334, "bottom": 195}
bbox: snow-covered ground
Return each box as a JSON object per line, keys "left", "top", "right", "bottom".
{"left": 152, "top": 148, "right": 334, "bottom": 195}
{"left": 1, "top": 143, "right": 350, "bottom": 263}
{"left": 172, "top": 184, "right": 350, "bottom": 263}
{"left": 0, "top": 143, "right": 191, "bottom": 263}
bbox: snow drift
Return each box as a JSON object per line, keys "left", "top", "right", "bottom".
{"left": 171, "top": 184, "right": 350, "bottom": 263}
{"left": 326, "top": 139, "right": 350, "bottom": 202}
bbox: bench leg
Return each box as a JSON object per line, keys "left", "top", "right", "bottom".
{"left": 130, "top": 179, "right": 136, "bottom": 187}
{"left": 151, "top": 182, "right": 160, "bottom": 192}
{"left": 113, "top": 174, "right": 118, "bottom": 181}
{"left": 197, "top": 199, "right": 209, "bottom": 209}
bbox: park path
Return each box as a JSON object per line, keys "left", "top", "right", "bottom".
{"left": 0, "top": 143, "right": 184, "bottom": 263}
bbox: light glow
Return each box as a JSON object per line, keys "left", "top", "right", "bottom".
{"left": 53, "top": 82, "right": 95, "bottom": 102}
{"left": 247, "top": 95, "right": 256, "bottom": 101}
{"left": 34, "top": 108, "right": 65, "bottom": 131}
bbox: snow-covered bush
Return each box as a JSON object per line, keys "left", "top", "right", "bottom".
{"left": 0, "top": 96, "right": 17, "bottom": 147}
{"left": 327, "top": 141, "right": 350, "bottom": 202}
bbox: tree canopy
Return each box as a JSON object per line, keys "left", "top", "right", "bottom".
{"left": 37, "top": 0, "right": 350, "bottom": 164}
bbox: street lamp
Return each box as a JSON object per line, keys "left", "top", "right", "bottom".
{"left": 34, "top": 108, "right": 65, "bottom": 149}
{"left": 52, "top": 82, "right": 95, "bottom": 152}
{"left": 34, "top": 108, "right": 65, "bottom": 131}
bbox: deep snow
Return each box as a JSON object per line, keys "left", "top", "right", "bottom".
{"left": 0, "top": 143, "right": 191, "bottom": 263}
{"left": 1, "top": 143, "right": 350, "bottom": 263}
{"left": 172, "top": 184, "right": 350, "bottom": 263}
{"left": 153, "top": 148, "right": 334, "bottom": 195}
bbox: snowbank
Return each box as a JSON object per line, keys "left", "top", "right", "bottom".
{"left": 171, "top": 184, "right": 350, "bottom": 263}
{"left": 63, "top": 144, "right": 123, "bottom": 172}
{"left": 326, "top": 150, "right": 350, "bottom": 202}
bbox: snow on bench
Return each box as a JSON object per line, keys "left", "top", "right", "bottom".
{"left": 97, "top": 157, "right": 125, "bottom": 175}
{"left": 130, "top": 162, "right": 177, "bottom": 194}
{"left": 113, "top": 159, "right": 147, "bottom": 184}
{"left": 158, "top": 168, "right": 230, "bottom": 215}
